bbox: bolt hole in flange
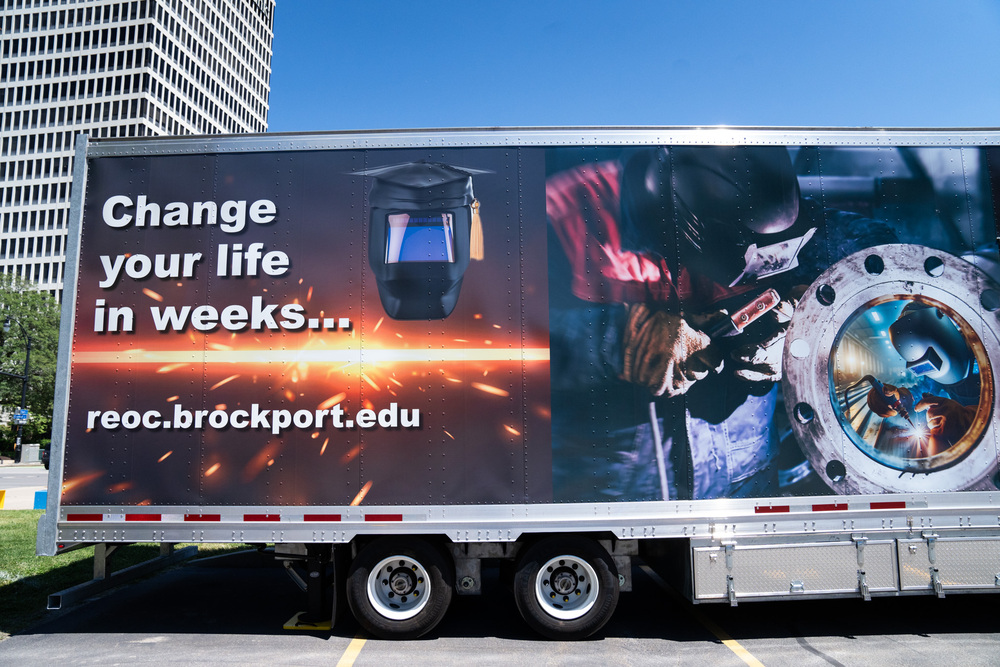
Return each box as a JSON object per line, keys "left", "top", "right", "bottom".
{"left": 982, "top": 289, "right": 1000, "bottom": 313}
{"left": 816, "top": 284, "right": 836, "bottom": 306}
{"left": 784, "top": 244, "right": 1000, "bottom": 493}
{"left": 865, "top": 255, "right": 885, "bottom": 275}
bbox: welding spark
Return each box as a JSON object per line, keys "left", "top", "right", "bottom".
{"left": 307, "top": 286, "right": 313, "bottom": 301}
{"left": 504, "top": 425, "right": 521, "bottom": 436}
{"left": 156, "top": 364, "right": 187, "bottom": 374}
{"left": 208, "top": 343, "right": 233, "bottom": 351}
{"left": 388, "top": 377, "right": 403, "bottom": 388}
{"left": 166, "top": 395, "right": 179, "bottom": 402}
{"left": 205, "top": 463, "right": 221, "bottom": 476}
{"left": 209, "top": 374, "right": 239, "bottom": 391}
{"left": 319, "top": 392, "right": 347, "bottom": 410}
{"left": 373, "top": 317, "right": 384, "bottom": 333}
{"left": 350, "top": 480, "right": 373, "bottom": 506}
{"left": 320, "top": 438, "right": 329, "bottom": 456}
{"left": 443, "top": 430, "right": 455, "bottom": 440}
{"left": 361, "top": 373, "right": 380, "bottom": 391}
{"left": 341, "top": 444, "right": 360, "bottom": 464}
{"left": 61, "top": 472, "right": 104, "bottom": 493}
{"left": 158, "top": 450, "right": 173, "bottom": 463}
{"left": 215, "top": 404, "right": 226, "bottom": 411}
{"left": 472, "top": 382, "right": 510, "bottom": 397}
{"left": 143, "top": 288, "right": 164, "bottom": 302}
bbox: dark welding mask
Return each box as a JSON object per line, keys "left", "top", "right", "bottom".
{"left": 889, "top": 303, "right": 973, "bottom": 385}
{"left": 622, "top": 146, "right": 811, "bottom": 287}
{"left": 364, "top": 162, "right": 486, "bottom": 320}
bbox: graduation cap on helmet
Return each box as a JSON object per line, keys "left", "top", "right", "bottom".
{"left": 360, "top": 161, "right": 488, "bottom": 320}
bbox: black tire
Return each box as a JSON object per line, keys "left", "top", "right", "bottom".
{"left": 513, "top": 536, "right": 620, "bottom": 640}
{"left": 346, "top": 537, "right": 453, "bottom": 639}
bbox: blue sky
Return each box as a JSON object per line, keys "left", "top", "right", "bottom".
{"left": 266, "top": 1, "right": 1000, "bottom": 132}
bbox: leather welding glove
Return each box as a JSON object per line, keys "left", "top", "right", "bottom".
{"left": 915, "top": 394, "right": 976, "bottom": 444}
{"left": 730, "top": 288, "right": 802, "bottom": 383}
{"left": 621, "top": 303, "right": 721, "bottom": 397}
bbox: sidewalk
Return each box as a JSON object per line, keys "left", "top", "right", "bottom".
{"left": 0, "top": 487, "right": 47, "bottom": 509}
{"left": 0, "top": 461, "right": 49, "bottom": 510}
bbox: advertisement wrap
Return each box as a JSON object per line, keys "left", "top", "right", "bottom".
{"left": 63, "top": 144, "right": 1000, "bottom": 508}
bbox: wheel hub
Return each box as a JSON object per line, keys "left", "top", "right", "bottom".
{"left": 367, "top": 555, "right": 431, "bottom": 620}
{"left": 534, "top": 555, "right": 599, "bottom": 620}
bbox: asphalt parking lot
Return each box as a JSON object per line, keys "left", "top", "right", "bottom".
{"left": 0, "top": 547, "right": 998, "bottom": 666}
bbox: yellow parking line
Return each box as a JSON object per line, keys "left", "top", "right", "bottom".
{"left": 336, "top": 634, "right": 367, "bottom": 667}
{"left": 639, "top": 564, "right": 765, "bottom": 667}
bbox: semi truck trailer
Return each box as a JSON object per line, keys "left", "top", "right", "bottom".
{"left": 37, "top": 127, "right": 1000, "bottom": 639}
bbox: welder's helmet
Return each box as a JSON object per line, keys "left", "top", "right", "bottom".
{"left": 889, "top": 304, "right": 973, "bottom": 385}
{"left": 621, "top": 146, "right": 803, "bottom": 285}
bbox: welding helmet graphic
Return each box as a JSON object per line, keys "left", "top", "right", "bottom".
{"left": 889, "top": 303, "right": 973, "bottom": 385}
{"left": 622, "top": 146, "right": 810, "bottom": 287}
{"left": 364, "top": 162, "right": 487, "bottom": 320}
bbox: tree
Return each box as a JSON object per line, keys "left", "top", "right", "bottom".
{"left": 0, "top": 275, "right": 61, "bottom": 452}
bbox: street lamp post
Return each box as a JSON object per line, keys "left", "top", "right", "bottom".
{"left": 1, "top": 316, "right": 31, "bottom": 460}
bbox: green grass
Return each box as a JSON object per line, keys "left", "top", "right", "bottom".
{"left": 0, "top": 510, "right": 246, "bottom": 639}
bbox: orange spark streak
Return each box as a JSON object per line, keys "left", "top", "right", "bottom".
{"left": 208, "top": 343, "right": 233, "bottom": 351}
{"left": 363, "top": 399, "right": 374, "bottom": 411}
{"left": 341, "top": 444, "right": 359, "bottom": 464}
{"left": 158, "top": 451, "right": 173, "bottom": 463}
{"left": 445, "top": 377, "right": 462, "bottom": 384}
{"left": 209, "top": 374, "right": 239, "bottom": 390}
{"left": 283, "top": 389, "right": 295, "bottom": 401}
{"left": 388, "top": 377, "right": 403, "bottom": 387}
{"left": 320, "top": 438, "right": 329, "bottom": 456}
{"left": 307, "top": 286, "right": 313, "bottom": 301}
{"left": 215, "top": 404, "right": 226, "bottom": 411}
{"left": 318, "top": 392, "right": 347, "bottom": 410}
{"left": 443, "top": 430, "right": 455, "bottom": 440}
{"left": 143, "top": 288, "right": 164, "bottom": 302}
{"left": 373, "top": 317, "right": 384, "bottom": 333}
{"left": 61, "top": 472, "right": 103, "bottom": 493}
{"left": 156, "top": 364, "right": 187, "bottom": 374}
{"left": 166, "top": 395, "right": 179, "bottom": 402}
{"left": 361, "top": 373, "right": 380, "bottom": 390}
{"left": 205, "top": 463, "right": 221, "bottom": 476}
{"left": 350, "top": 480, "right": 373, "bottom": 506}
{"left": 504, "top": 425, "right": 522, "bottom": 436}
{"left": 472, "top": 382, "right": 509, "bottom": 397}
{"left": 109, "top": 482, "right": 131, "bottom": 493}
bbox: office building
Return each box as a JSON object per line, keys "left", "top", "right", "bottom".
{"left": 1, "top": 0, "right": 275, "bottom": 298}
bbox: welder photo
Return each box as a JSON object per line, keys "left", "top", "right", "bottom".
{"left": 836, "top": 298, "right": 986, "bottom": 471}
{"left": 546, "top": 145, "right": 897, "bottom": 502}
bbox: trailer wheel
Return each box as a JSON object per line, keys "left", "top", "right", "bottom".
{"left": 346, "top": 537, "right": 453, "bottom": 639}
{"left": 513, "top": 536, "right": 619, "bottom": 640}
